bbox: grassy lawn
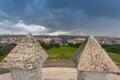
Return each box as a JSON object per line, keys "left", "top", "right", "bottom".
{"left": 0, "top": 46, "right": 120, "bottom": 66}
{"left": 0, "top": 54, "right": 7, "bottom": 62}
{"left": 107, "top": 51, "right": 120, "bottom": 66}
{"left": 46, "top": 46, "right": 77, "bottom": 59}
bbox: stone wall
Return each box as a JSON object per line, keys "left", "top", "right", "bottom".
{"left": 77, "top": 71, "right": 120, "bottom": 80}
{"left": 11, "top": 66, "right": 42, "bottom": 80}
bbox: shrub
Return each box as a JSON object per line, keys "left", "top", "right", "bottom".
{"left": 0, "top": 43, "right": 17, "bottom": 55}
{"left": 68, "top": 43, "right": 81, "bottom": 48}
{"left": 101, "top": 44, "right": 120, "bottom": 53}
{"left": 40, "top": 42, "right": 60, "bottom": 50}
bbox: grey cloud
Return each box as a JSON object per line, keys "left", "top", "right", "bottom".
{"left": 46, "top": 0, "right": 120, "bottom": 18}
{"left": 0, "top": 23, "right": 24, "bottom": 32}
{"left": 0, "top": 0, "right": 120, "bottom": 36}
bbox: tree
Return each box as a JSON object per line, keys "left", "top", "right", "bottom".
{"left": 101, "top": 44, "right": 120, "bottom": 53}
{"left": 40, "top": 42, "right": 51, "bottom": 50}
{"left": 68, "top": 43, "right": 81, "bottom": 48}
{"left": 0, "top": 43, "right": 17, "bottom": 55}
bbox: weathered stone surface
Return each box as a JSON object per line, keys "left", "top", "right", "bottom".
{"left": 106, "top": 73, "right": 120, "bottom": 80}
{"left": 11, "top": 66, "right": 42, "bottom": 80}
{"left": 77, "top": 71, "right": 120, "bottom": 80}
{"left": 77, "top": 71, "right": 107, "bottom": 80}
{"left": 0, "top": 33, "right": 48, "bottom": 69}
{"left": 74, "top": 35, "right": 120, "bottom": 73}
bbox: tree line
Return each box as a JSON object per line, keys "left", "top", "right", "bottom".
{"left": 101, "top": 44, "right": 120, "bottom": 53}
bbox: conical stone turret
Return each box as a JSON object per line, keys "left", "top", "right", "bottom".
{"left": 0, "top": 33, "right": 48, "bottom": 69}
{"left": 74, "top": 35, "right": 120, "bottom": 73}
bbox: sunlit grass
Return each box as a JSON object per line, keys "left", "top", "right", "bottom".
{"left": 0, "top": 54, "right": 7, "bottom": 62}
{"left": 107, "top": 51, "right": 120, "bottom": 66}
{"left": 46, "top": 46, "right": 77, "bottom": 59}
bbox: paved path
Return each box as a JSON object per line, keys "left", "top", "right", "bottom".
{"left": 0, "top": 67, "right": 77, "bottom": 80}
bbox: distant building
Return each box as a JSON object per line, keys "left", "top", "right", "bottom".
{"left": 67, "top": 38, "right": 85, "bottom": 44}
{"left": 113, "top": 40, "right": 120, "bottom": 44}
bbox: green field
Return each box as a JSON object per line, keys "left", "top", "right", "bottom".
{"left": 46, "top": 46, "right": 77, "bottom": 59}
{"left": 0, "top": 54, "right": 7, "bottom": 62}
{"left": 0, "top": 46, "right": 120, "bottom": 66}
{"left": 107, "top": 51, "right": 120, "bottom": 66}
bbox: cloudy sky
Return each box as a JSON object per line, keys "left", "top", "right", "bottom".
{"left": 0, "top": 0, "right": 120, "bottom": 37}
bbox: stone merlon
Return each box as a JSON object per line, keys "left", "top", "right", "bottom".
{"left": 74, "top": 35, "right": 120, "bottom": 73}
{"left": 0, "top": 33, "right": 48, "bottom": 69}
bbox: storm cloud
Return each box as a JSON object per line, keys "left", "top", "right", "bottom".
{"left": 0, "top": 0, "right": 120, "bottom": 37}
